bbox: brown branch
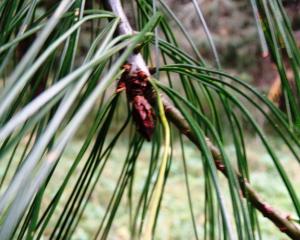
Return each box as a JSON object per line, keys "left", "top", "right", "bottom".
{"left": 164, "top": 103, "right": 300, "bottom": 239}
{"left": 103, "top": 0, "right": 300, "bottom": 239}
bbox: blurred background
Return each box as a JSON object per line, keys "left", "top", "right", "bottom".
{"left": 1, "top": 0, "right": 300, "bottom": 239}
{"left": 163, "top": 0, "right": 300, "bottom": 90}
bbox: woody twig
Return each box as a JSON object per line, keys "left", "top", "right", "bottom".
{"left": 103, "top": 0, "right": 300, "bottom": 239}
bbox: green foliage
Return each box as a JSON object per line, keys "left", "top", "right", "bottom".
{"left": 0, "top": 0, "right": 299, "bottom": 239}
{"left": 255, "top": 0, "right": 300, "bottom": 127}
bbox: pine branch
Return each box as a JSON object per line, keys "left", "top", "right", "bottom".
{"left": 103, "top": 0, "right": 300, "bottom": 239}
{"left": 164, "top": 103, "right": 300, "bottom": 239}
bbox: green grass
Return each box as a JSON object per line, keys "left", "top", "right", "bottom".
{"left": 1, "top": 136, "right": 298, "bottom": 239}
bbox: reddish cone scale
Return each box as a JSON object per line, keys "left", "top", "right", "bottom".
{"left": 116, "top": 64, "right": 156, "bottom": 140}
{"left": 132, "top": 95, "right": 155, "bottom": 141}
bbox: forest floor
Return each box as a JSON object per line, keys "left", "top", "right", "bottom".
{"left": 1, "top": 136, "right": 299, "bottom": 240}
